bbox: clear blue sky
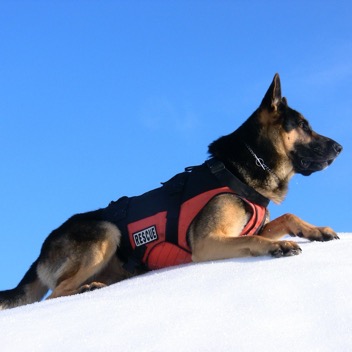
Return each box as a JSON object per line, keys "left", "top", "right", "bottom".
{"left": 1, "top": 1, "right": 351, "bottom": 289}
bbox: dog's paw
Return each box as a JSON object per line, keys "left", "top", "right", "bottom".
{"left": 78, "top": 282, "right": 106, "bottom": 294}
{"left": 270, "top": 240, "right": 302, "bottom": 258}
{"left": 319, "top": 228, "right": 339, "bottom": 241}
{"left": 298, "top": 227, "right": 339, "bottom": 242}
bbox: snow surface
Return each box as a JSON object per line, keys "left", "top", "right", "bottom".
{"left": 0, "top": 234, "right": 351, "bottom": 352}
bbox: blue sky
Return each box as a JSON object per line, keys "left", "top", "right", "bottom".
{"left": 1, "top": 1, "right": 351, "bottom": 289}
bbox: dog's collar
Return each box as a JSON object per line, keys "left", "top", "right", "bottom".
{"left": 205, "top": 158, "right": 270, "bottom": 207}
{"left": 245, "top": 144, "right": 281, "bottom": 184}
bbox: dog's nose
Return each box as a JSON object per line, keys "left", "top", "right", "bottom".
{"left": 333, "top": 143, "right": 343, "bottom": 154}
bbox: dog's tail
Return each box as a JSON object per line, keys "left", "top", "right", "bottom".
{"left": 0, "top": 259, "right": 48, "bottom": 310}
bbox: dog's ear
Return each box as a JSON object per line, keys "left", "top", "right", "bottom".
{"left": 260, "top": 73, "right": 282, "bottom": 111}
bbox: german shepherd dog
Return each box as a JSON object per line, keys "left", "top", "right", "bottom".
{"left": 0, "top": 74, "right": 342, "bottom": 310}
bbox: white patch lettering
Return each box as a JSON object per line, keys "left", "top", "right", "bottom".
{"left": 133, "top": 226, "right": 158, "bottom": 247}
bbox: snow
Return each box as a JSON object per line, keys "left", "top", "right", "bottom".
{"left": 1, "top": 234, "right": 351, "bottom": 352}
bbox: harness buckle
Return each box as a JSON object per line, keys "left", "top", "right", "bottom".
{"left": 206, "top": 158, "right": 225, "bottom": 174}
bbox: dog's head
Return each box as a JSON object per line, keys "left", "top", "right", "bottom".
{"left": 259, "top": 74, "right": 342, "bottom": 176}
{"left": 208, "top": 74, "right": 342, "bottom": 203}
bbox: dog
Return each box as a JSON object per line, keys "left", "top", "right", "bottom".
{"left": 0, "top": 73, "right": 342, "bottom": 310}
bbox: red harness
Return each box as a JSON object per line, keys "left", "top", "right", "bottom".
{"left": 106, "top": 158, "right": 270, "bottom": 272}
{"left": 126, "top": 186, "right": 266, "bottom": 270}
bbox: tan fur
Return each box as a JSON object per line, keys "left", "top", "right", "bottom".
{"left": 192, "top": 235, "right": 300, "bottom": 262}
{"left": 40, "top": 222, "right": 122, "bottom": 299}
{"left": 259, "top": 213, "right": 337, "bottom": 241}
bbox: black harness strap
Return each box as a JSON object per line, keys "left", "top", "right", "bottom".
{"left": 103, "top": 196, "right": 147, "bottom": 272}
{"left": 205, "top": 158, "right": 270, "bottom": 207}
{"left": 162, "top": 171, "right": 190, "bottom": 247}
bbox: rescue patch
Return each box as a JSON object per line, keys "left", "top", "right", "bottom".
{"left": 133, "top": 225, "right": 158, "bottom": 247}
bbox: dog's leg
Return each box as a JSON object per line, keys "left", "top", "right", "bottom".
{"left": 43, "top": 222, "right": 121, "bottom": 299}
{"left": 259, "top": 213, "right": 339, "bottom": 241}
{"left": 192, "top": 235, "right": 301, "bottom": 262}
{"left": 47, "top": 267, "right": 108, "bottom": 299}
{"left": 77, "top": 254, "right": 133, "bottom": 294}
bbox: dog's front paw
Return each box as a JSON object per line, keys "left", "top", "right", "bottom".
{"left": 270, "top": 240, "right": 302, "bottom": 258}
{"left": 297, "top": 227, "right": 339, "bottom": 242}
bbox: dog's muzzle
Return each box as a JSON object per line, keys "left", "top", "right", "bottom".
{"left": 292, "top": 140, "right": 342, "bottom": 176}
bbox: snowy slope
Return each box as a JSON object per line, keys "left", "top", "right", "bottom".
{"left": 0, "top": 234, "right": 351, "bottom": 352}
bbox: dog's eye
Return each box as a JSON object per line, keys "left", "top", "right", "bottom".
{"left": 299, "top": 120, "right": 310, "bottom": 133}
